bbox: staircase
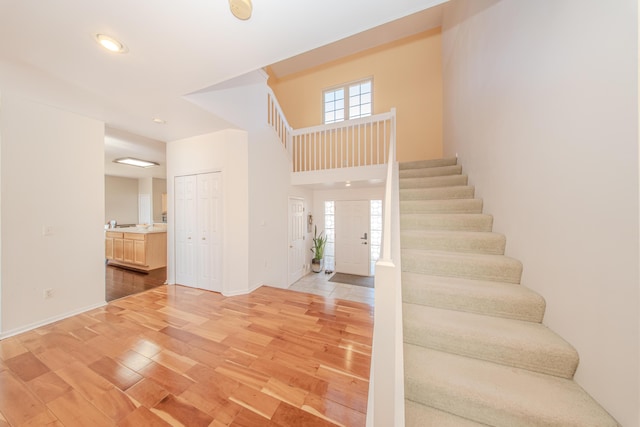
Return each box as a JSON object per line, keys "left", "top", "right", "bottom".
{"left": 400, "top": 158, "right": 619, "bottom": 426}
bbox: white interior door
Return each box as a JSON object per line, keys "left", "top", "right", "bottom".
{"left": 288, "top": 197, "right": 305, "bottom": 285}
{"left": 175, "top": 176, "right": 197, "bottom": 287}
{"left": 335, "top": 200, "right": 370, "bottom": 276}
{"left": 175, "top": 173, "right": 222, "bottom": 291}
{"left": 197, "top": 173, "right": 222, "bottom": 292}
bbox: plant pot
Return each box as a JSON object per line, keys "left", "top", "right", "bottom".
{"left": 311, "top": 258, "right": 324, "bottom": 273}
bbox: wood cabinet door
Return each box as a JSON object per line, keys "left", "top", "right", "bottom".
{"left": 134, "top": 240, "right": 146, "bottom": 265}
{"left": 113, "top": 238, "right": 124, "bottom": 261}
{"left": 105, "top": 237, "right": 114, "bottom": 260}
{"left": 123, "top": 239, "right": 134, "bottom": 263}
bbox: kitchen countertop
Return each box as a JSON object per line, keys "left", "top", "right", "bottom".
{"left": 106, "top": 226, "right": 167, "bottom": 234}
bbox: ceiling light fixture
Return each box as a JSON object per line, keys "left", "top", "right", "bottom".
{"left": 229, "top": 0, "right": 252, "bottom": 20}
{"left": 345, "top": 181, "right": 352, "bottom": 187}
{"left": 152, "top": 117, "right": 166, "bottom": 124}
{"left": 95, "top": 34, "right": 127, "bottom": 53}
{"left": 114, "top": 157, "right": 159, "bottom": 168}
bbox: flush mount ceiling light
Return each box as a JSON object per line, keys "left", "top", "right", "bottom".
{"left": 114, "top": 157, "right": 159, "bottom": 168}
{"left": 229, "top": 0, "right": 252, "bottom": 20}
{"left": 152, "top": 117, "right": 166, "bottom": 124}
{"left": 95, "top": 34, "right": 127, "bottom": 53}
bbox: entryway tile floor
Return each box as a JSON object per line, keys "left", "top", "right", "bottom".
{"left": 288, "top": 271, "right": 375, "bottom": 305}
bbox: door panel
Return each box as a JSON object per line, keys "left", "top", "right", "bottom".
{"left": 288, "top": 197, "right": 305, "bottom": 285}
{"left": 175, "top": 175, "right": 197, "bottom": 287}
{"left": 335, "top": 200, "right": 370, "bottom": 276}
{"left": 197, "top": 173, "right": 222, "bottom": 292}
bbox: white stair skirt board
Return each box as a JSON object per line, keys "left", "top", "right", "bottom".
{"left": 399, "top": 158, "right": 620, "bottom": 426}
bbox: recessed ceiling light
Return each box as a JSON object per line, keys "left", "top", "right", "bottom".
{"left": 95, "top": 34, "right": 127, "bottom": 53}
{"left": 152, "top": 118, "right": 166, "bottom": 124}
{"left": 229, "top": 0, "right": 252, "bottom": 20}
{"left": 114, "top": 157, "right": 158, "bottom": 168}
{"left": 345, "top": 181, "right": 352, "bottom": 187}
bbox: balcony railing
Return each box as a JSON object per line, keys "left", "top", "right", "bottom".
{"left": 267, "top": 89, "right": 396, "bottom": 173}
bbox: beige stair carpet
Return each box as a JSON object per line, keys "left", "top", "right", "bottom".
{"left": 399, "top": 157, "right": 619, "bottom": 426}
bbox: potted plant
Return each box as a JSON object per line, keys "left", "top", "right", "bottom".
{"left": 310, "top": 225, "right": 328, "bottom": 273}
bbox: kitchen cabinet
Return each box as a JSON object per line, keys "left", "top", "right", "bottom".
{"left": 106, "top": 229, "right": 166, "bottom": 271}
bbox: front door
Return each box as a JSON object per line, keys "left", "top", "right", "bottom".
{"left": 288, "top": 197, "right": 305, "bottom": 285}
{"left": 335, "top": 200, "right": 370, "bottom": 276}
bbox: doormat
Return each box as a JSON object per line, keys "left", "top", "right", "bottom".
{"left": 329, "top": 273, "right": 374, "bottom": 288}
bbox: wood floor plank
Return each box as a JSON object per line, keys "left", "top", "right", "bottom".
{"left": 0, "top": 370, "right": 50, "bottom": 426}
{"left": 0, "top": 284, "right": 373, "bottom": 426}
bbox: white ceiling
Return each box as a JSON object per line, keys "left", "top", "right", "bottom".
{"left": 0, "top": 0, "right": 446, "bottom": 178}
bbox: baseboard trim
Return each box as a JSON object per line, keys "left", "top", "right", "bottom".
{"left": 0, "top": 301, "right": 107, "bottom": 340}
{"left": 223, "top": 283, "right": 263, "bottom": 297}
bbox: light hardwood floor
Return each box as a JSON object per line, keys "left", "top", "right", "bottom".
{"left": 0, "top": 285, "right": 373, "bottom": 426}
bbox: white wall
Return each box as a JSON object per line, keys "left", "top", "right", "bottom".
{"left": 441, "top": 1, "right": 638, "bottom": 425}
{"left": 166, "top": 129, "right": 250, "bottom": 296}
{"left": 105, "top": 175, "right": 138, "bottom": 225}
{"left": 247, "top": 126, "right": 299, "bottom": 289}
{"left": 0, "top": 93, "right": 106, "bottom": 335}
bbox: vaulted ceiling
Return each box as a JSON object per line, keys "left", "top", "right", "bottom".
{"left": 0, "top": 0, "right": 445, "bottom": 177}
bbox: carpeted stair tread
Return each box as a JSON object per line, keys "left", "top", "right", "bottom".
{"left": 400, "top": 185, "right": 475, "bottom": 201}
{"left": 405, "top": 400, "right": 490, "bottom": 427}
{"left": 399, "top": 174, "right": 468, "bottom": 189}
{"left": 399, "top": 164, "right": 463, "bottom": 179}
{"left": 402, "top": 249, "right": 523, "bottom": 284}
{"left": 402, "top": 273, "right": 545, "bottom": 322}
{"left": 399, "top": 157, "right": 457, "bottom": 170}
{"left": 401, "top": 213, "right": 493, "bottom": 232}
{"left": 403, "top": 304, "right": 579, "bottom": 378}
{"left": 400, "top": 199, "right": 483, "bottom": 214}
{"left": 404, "top": 344, "right": 619, "bottom": 427}
{"left": 401, "top": 230, "right": 506, "bottom": 255}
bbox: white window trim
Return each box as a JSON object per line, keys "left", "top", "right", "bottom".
{"left": 322, "top": 77, "right": 373, "bottom": 124}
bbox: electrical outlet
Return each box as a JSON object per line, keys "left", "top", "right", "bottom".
{"left": 43, "top": 288, "right": 53, "bottom": 299}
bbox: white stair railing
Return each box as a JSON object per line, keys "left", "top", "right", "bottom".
{"left": 290, "top": 111, "right": 395, "bottom": 172}
{"left": 367, "top": 113, "right": 404, "bottom": 426}
{"left": 267, "top": 89, "right": 396, "bottom": 173}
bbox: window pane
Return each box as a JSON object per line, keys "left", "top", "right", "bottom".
{"left": 325, "top": 91, "right": 334, "bottom": 102}
{"left": 325, "top": 215, "right": 335, "bottom": 228}
{"left": 361, "top": 104, "right": 372, "bottom": 116}
{"left": 362, "top": 93, "right": 371, "bottom": 104}
{"left": 350, "top": 95, "right": 360, "bottom": 105}
{"left": 325, "top": 112, "right": 334, "bottom": 123}
{"left": 349, "top": 84, "right": 361, "bottom": 96}
{"left": 335, "top": 88, "right": 344, "bottom": 99}
{"left": 350, "top": 106, "right": 360, "bottom": 118}
{"left": 336, "top": 110, "right": 344, "bottom": 121}
{"left": 336, "top": 99, "right": 344, "bottom": 109}
{"left": 361, "top": 81, "right": 371, "bottom": 93}
{"left": 325, "top": 201, "right": 334, "bottom": 215}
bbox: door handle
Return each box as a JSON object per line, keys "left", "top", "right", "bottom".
{"left": 362, "top": 241, "right": 368, "bottom": 245}
{"left": 360, "top": 232, "right": 368, "bottom": 240}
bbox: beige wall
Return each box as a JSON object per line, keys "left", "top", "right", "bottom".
{"left": 441, "top": 1, "right": 638, "bottom": 425}
{"left": 268, "top": 28, "right": 443, "bottom": 162}
{"left": 105, "top": 175, "right": 138, "bottom": 225}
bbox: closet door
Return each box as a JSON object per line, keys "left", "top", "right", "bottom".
{"left": 197, "top": 173, "right": 222, "bottom": 292}
{"left": 175, "top": 175, "right": 197, "bottom": 287}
